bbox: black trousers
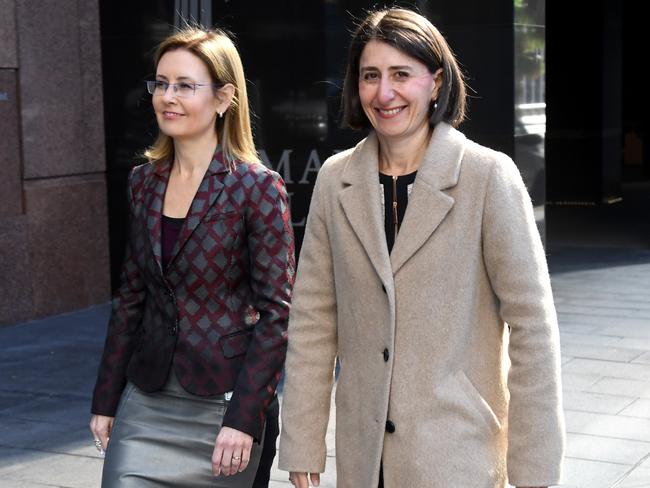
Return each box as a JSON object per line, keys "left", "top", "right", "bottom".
{"left": 252, "top": 396, "right": 280, "bottom": 488}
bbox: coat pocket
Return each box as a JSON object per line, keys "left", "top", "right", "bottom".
{"left": 455, "top": 370, "right": 501, "bottom": 435}
{"left": 219, "top": 327, "right": 254, "bottom": 358}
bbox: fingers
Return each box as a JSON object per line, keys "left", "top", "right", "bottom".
{"left": 310, "top": 473, "right": 321, "bottom": 487}
{"left": 89, "top": 415, "right": 114, "bottom": 455}
{"left": 289, "top": 472, "right": 319, "bottom": 488}
{"left": 212, "top": 426, "right": 253, "bottom": 477}
{"left": 289, "top": 472, "right": 308, "bottom": 488}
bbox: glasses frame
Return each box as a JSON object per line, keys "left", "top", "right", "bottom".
{"left": 145, "top": 80, "right": 224, "bottom": 98}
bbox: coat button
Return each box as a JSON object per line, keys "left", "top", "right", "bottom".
{"left": 383, "top": 348, "right": 389, "bottom": 362}
{"left": 385, "top": 420, "right": 395, "bottom": 433}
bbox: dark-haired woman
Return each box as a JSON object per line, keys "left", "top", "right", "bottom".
{"left": 279, "top": 8, "right": 564, "bottom": 488}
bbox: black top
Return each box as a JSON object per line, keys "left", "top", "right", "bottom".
{"left": 161, "top": 214, "right": 185, "bottom": 272}
{"left": 379, "top": 171, "right": 417, "bottom": 253}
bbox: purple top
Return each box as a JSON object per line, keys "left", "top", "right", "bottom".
{"left": 161, "top": 215, "right": 184, "bottom": 272}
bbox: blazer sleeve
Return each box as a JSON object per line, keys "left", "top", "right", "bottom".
{"left": 481, "top": 154, "right": 565, "bottom": 486}
{"left": 221, "top": 169, "right": 296, "bottom": 439}
{"left": 278, "top": 165, "right": 338, "bottom": 473}
{"left": 91, "top": 167, "right": 147, "bottom": 416}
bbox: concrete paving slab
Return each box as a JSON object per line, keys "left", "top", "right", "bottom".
{"left": 615, "top": 454, "right": 650, "bottom": 488}
{"left": 562, "top": 390, "right": 636, "bottom": 415}
{"left": 561, "top": 457, "right": 630, "bottom": 488}
{"left": 565, "top": 433, "right": 650, "bottom": 465}
{"left": 560, "top": 343, "right": 646, "bottom": 363}
{"left": 563, "top": 359, "right": 650, "bottom": 382}
{"left": 565, "top": 410, "right": 650, "bottom": 442}
{"left": 587, "top": 378, "right": 650, "bottom": 398}
{"left": 0, "top": 448, "right": 102, "bottom": 487}
{"left": 632, "top": 351, "right": 650, "bottom": 365}
{"left": 618, "top": 399, "right": 650, "bottom": 419}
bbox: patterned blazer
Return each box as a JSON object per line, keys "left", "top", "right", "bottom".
{"left": 92, "top": 148, "right": 295, "bottom": 439}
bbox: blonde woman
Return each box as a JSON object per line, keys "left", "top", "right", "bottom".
{"left": 90, "top": 27, "right": 295, "bottom": 487}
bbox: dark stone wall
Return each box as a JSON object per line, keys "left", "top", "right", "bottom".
{"left": 0, "top": 0, "right": 110, "bottom": 325}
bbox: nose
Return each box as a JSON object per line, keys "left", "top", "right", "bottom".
{"left": 377, "top": 77, "right": 395, "bottom": 105}
{"left": 161, "top": 84, "right": 177, "bottom": 103}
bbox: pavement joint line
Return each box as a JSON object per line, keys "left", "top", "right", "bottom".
{"left": 0, "top": 388, "right": 89, "bottom": 400}
{"left": 0, "top": 414, "right": 87, "bottom": 426}
{"left": 611, "top": 451, "right": 650, "bottom": 487}
{"left": 564, "top": 429, "right": 650, "bottom": 443}
{"left": 558, "top": 310, "right": 650, "bottom": 319}
{"left": 558, "top": 303, "right": 650, "bottom": 311}
{"left": 0, "top": 443, "right": 99, "bottom": 460}
{"left": 563, "top": 356, "right": 648, "bottom": 364}
{"left": 564, "top": 455, "right": 633, "bottom": 467}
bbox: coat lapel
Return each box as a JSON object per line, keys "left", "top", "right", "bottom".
{"left": 339, "top": 133, "right": 393, "bottom": 290}
{"left": 390, "top": 123, "right": 466, "bottom": 274}
{"left": 144, "top": 160, "right": 170, "bottom": 273}
{"left": 168, "top": 149, "right": 228, "bottom": 269}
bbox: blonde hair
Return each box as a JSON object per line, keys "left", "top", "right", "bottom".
{"left": 144, "top": 27, "right": 260, "bottom": 165}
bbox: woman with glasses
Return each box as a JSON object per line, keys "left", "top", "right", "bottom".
{"left": 279, "top": 8, "right": 564, "bottom": 488}
{"left": 90, "top": 27, "right": 295, "bottom": 488}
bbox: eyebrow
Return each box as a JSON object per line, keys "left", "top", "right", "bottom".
{"left": 155, "top": 75, "right": 197, "bottom": 82}
{"left": 359, "top": 65, "right": 415, "bottom": 72}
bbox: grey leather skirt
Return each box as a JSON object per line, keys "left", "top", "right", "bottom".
{"left": 101, "top": 373, "right": 264, "bottom": 488}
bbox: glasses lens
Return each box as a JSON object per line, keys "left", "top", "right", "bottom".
{"left": 174, "top": 83, "right": 194, "bottom": 98}
{"left": 146, "top": 81, "right": 169, "bottom": 95}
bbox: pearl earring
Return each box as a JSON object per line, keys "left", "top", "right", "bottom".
{"left": 218, "top": 111, "right": 223, "bottom": 118}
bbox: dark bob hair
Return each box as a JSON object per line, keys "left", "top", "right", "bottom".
{"left": 341, "top": 8, "right": 467, "bottom": 129}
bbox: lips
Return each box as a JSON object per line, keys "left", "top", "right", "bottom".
{"left": 162, "top": 111, "right": 185, "bottom": 119}
{"left": 376, "top": 106, "right": 405, "bottom": 118}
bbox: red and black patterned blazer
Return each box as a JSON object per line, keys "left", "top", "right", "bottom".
{"left": 91, "top": 148, "right": 295, "bottom": 439}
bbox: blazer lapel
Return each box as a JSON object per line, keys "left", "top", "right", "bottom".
{"left": 168, "top": 149, "right": 228, "bottom": 269}
{"left": 339, "top": 133, "right": 393, "bottom": 291}
{"left": 144, "top": 160, "right": 171, "bottom": 274}
{"left": 390, "top": 123, "right": 466, "bottom": 274}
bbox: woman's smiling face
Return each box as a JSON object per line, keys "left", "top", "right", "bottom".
{"left": 152, "top": 48, "right": 220, "bottom": 142}
{"left": 358, "top": 40, "right": 441, "bottom": 143}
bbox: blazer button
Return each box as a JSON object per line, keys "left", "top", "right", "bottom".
{"left": 385, "top": 420, "right": 396, "bottom": 433}
{"left": 383, "top": 348, "right": 389, "bottom": 362}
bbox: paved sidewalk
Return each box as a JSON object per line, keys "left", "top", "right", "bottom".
{"left": 1, "top": 247, "right": 649, "bottom": 488}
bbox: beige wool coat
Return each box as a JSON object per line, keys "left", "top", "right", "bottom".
{"left": 278, "top": 123, "right": 565, "bottom": 488}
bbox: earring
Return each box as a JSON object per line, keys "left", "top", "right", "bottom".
{"left": 218, "top": 111, "right": 223, "bottom": 118}
{"left": 433, "top": 100, "right": 438, "bottom": 111}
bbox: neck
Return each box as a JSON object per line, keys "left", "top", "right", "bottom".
{"left": 377, "top": 124, "right": 431, "bottom": 176}
{"left": 172, "top": 131, "right": 219, "bottom": 177}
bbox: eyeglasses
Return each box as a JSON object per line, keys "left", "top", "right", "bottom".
{"left": 145, "top": 80, "right": 224, "bottom": 98}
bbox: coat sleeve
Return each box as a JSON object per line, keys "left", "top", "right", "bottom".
{"left": 91, "top": 167, "right": 147, "bottom": 416}
{"left": 221, "top": 169, "right": 295, "bottom": 440}
{"left": 481, "top": 154, "right": 565, "bottom": 486}
{"left": 278, "top": 165, "right": 338, "bottom": 474}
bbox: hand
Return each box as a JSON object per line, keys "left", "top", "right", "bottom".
{"left": 212, "top": 426, "right": 253, "bottom": 476}
{"left": 289, "top": 472, "right": 320, "bottom": 487}
{"left": 89, "top": 414, "right": 114, "bottom": 454}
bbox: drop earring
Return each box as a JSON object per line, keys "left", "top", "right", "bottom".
{"left": 433, "top": 100, "right": 438, "bottom": 111}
